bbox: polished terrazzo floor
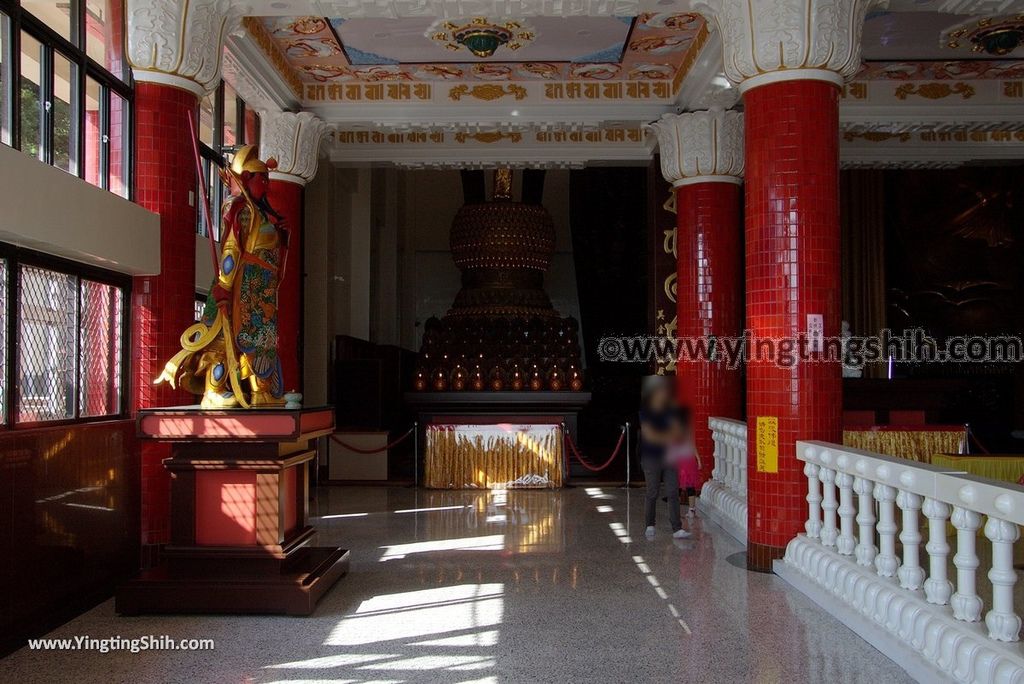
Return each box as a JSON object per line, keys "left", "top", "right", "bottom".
{"left": 3, "top": 485, "right": 913, "bottom": 684}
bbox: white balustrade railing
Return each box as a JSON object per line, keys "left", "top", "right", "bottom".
{"left": 776, "top": 440, "right": 1024, "bottom": 684}
{"left": 699, "top": 417, "right": 747, "bottom": 544}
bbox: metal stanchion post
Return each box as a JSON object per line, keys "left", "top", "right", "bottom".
{"left": 414, "top": 421, "right": 420, "bottom": 488}
{"left": 561, "top": 422, "right": 569, "bottom": 486}
{"left": 625, "top": 422, "right": 631, "bottom": 487}
{"left": 618, "top": 422, "right": 631, "bottom": 489}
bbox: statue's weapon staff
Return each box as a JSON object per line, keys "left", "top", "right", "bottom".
{"left": 185, "top": 110, "right": 250, "bottom": 408}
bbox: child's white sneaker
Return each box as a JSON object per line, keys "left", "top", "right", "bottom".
{"left": 672, "top": 528, "right": 692, "bottom": 539}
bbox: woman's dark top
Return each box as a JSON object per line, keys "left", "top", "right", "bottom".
{"left": 639, "top": 407, "right": 676, "bottom": 461}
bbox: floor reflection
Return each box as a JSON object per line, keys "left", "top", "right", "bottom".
{"left": 3, "top": 485, "right": 915, "bottom": 684}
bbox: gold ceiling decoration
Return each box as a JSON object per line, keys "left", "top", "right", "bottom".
{"left": 243, "top": 16, "right": 304, "bottom": 98}
{"left": 427, "top": 17, "right": 536, "bottom": 58}
{"left": 945, "top": 15, "right": 1024, "bottom": 56}
{"left": 453, "top": 131, "right": 523, "bottom": 143}
{"left": 449, "top": 83, "right": 528, "bottom": 101}
{"left": 894, "top": 82, "right": 976, "bottom": 100}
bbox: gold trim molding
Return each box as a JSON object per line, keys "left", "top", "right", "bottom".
{"left": 894, "top": 82, "right": 976, "bottom": 100}
{"left": 243, "top": 16, "right": 304, "bottom": 99}
{"left": 449, "top": 84, "right": 528, "bottom": 101}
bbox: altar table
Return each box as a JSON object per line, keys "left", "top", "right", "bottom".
{"left": 930, "top": 453, "right": 1024, "bottom": 486}
{"left": 425, "top": 423, "right": 564, "bottom": 489}
{"left": 842, "top": 425, "right": 967, "bottom": 463}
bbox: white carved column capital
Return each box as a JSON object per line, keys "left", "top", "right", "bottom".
{"left": 259, "top": 111, "right": 328, "bottom": 186}
{"left": 649, "top": 108, "right": 744, "bottom": 188}
{"left": 690, "top": 0, "right": 887, "bottom": 93}
{"left": 126, "top": 0, "right": 237, "bottom": 98}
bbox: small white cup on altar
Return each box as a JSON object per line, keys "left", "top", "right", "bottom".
{"left": 284, "top": 392, "right": 303, "bottom": 409}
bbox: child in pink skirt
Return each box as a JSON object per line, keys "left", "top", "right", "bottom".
{"left": 673, "top": 443, "right": 702, "bottom": 519}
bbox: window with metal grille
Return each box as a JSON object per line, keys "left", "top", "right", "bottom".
{"left": 0, "top": 242, "right": 128, "bottom": 425}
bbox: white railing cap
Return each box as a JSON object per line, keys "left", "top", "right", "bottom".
{"left": 798, "top": 440, "right": 1024, "bottom": 525}
{"left": 709, "top": 417, "right": 747, "bottom": 437}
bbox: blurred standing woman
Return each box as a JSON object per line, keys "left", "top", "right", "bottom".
{"left": 639, "top": 376, "right": 692, "bottom": 539}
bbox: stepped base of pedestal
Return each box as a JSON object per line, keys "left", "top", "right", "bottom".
{"left": 116, "top": 546, "right": 349, "bottom": 616}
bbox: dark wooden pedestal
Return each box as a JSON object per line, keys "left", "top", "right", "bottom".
{"left": 116, "top": 406, "right": 349, "bottom": 616}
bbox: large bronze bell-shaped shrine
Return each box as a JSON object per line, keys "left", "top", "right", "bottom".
{"left": 414, "top": 169, "right": 584, "bottom": 392}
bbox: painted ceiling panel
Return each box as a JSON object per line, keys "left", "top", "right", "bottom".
{"left": 258, "top": 12, "right": 706, "bottom": 84}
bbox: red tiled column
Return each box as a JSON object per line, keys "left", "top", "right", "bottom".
{"left": 696, "top": 0, "right": 873, "bottom": 570}
{"left": 651, "top": 109, "right": 745, "bottom": 484}
{"left": 676, "top": 180, "right": 744, "bottom": 481}
{"left": 743, "top": 79, "right": 842, "bottom": 569}
{"left": 132, "top": 82, "right": 199, "bottom": 559}
{"left": 259, "top": 111, "right": 328, "bottom": 396}
{"left": 266, "top": 178, "right": 304, "bottom": 393}
{"left": 127, "top": 0, "right": 232, "bottom": 564}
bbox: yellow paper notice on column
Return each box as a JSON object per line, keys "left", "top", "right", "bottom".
{"left": 756, "top": 416, "right": 778, "bottom": 474}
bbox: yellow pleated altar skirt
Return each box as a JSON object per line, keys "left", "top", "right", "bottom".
{"left": 425, "top": 424, "right": 564, "bottom": 489}
{"left": 842, "top": 427, "right": 966, "bottom": 464}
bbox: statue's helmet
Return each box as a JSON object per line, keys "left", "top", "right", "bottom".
{"left": 230, "top": 145, "right": 277, "bottom": 176}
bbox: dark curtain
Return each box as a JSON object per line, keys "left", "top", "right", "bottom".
{"left": 569, "top": 167, "right": 649, "bottom": 456}
{"left": 841, "top": 169, "right": 887, "bottom": 378}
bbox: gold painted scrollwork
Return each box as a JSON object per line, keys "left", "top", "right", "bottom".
{"left": 449, "top": 84, "right": 528, "bottom": 101}
{"left": 894, "top": 82, "right": 975, "bottom": 100}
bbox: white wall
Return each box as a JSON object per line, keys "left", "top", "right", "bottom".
{"left": 0, "top": 144, "right": 159, "bottom": 275}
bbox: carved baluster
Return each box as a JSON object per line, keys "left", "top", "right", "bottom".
{"left": 950, "top": 506, "right": 983, "bottom": 622}
{"left": 723, "top": 435, "right": 734, "bottom": 490}
{"left": 874, "top": 483, "right": 900, "bottom": 577}
{"left": 730, "top": 434, "right": 741, "bottom": 492}
{"left": 854, "top": 476, "right": 877, "bottom": 567}
{"left": 984, "top": 517, "right": 1021, "bottom": 642}
{"left": 896, "top": 491, "right": 924, "bottom": 591}
{"left": 804, "top": 462, "right": 822, "bottom": 540}
{"left": 737, "top": 432, "right": 747, "bottom": 492}
{"left": 922, "top": 498, "right": 953, "bottom": 605}
{"left": 819, "top": 467, "right": 838, "bottom": 548}
{"left": 711, "top": 426, "right": 723, "bottom": 484}
{"left": 836, "top": 472, "right": 856, "bottom": 555}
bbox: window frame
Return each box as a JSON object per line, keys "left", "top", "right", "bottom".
{"left": 196, "top": 80, "right": 261, "bottom": 239}
{"left": 0, "top": 240, "right": 131, "bottom": 430}
{"left": 0, "top": 0, "right": 133, "bottom": 197}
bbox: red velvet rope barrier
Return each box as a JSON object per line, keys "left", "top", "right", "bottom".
{"left": 565, "top": 427, "right": 626, "bottom": 472}
{"left": 330, "top": 427, "right": 415, "bottom": 454}
{"left": 968, "top": 428, "right": 991, "bottom": 455}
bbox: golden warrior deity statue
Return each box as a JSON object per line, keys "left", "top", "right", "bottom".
{"left": 156, "top": 145, "right": 287, "bottom": 408}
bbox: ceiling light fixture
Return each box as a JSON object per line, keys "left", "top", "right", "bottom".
{"left": 945, "top": 14, "right": 1024, "bottom": 56}
{"left": 427, "top": 17, "right": 537, "bottom": 58}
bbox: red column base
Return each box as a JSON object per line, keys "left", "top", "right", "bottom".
{"left": 746, "top": 540, "right": 786, "bottom": 573}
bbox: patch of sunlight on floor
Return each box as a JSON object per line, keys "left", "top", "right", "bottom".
{"left": 267, "top": 654, "right": 403, "bottom": 670}
{"left": 324, "top": 584, "right": 505, "bottom": 647}
{"left": 379, "top": 535, "right": 505, "bottom": 561}
{"left": 320, "top": 512, "right": 370, "bottom": 520}
{"left": 393, "top": 505, "right": 469, "bottom": 514}
{"left": 609, "top": 521, "right": 632, "bottom": 544}
{"left": 584, "top": 487, "right": 613, "bottom": 499}
{"left": 410, "top": 630, "right": 500, "bottom": 647}
{"left": 263, "top": 679, "right": 402, "bottom": 684}
{"left": 363, "top": 655, "right": 496, "bottom": 671}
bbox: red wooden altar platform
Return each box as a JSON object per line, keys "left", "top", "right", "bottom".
{"left": 116, "top": 406, "right": 349, "bottom": 616}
